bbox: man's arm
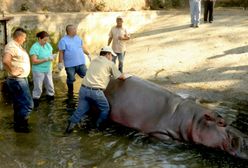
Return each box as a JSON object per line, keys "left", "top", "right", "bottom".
{"left": 58, "top": 50, "right": 64, "bottom": 63}
{"left": 108, "top": 36, "right": 113, "bottom": 46}
{"left": 2, "top": 52, "right": 23, "bottom": 76}
{"left": 83, "top": 45, "right": 90, "bottom": 56}
{"left": 118, "top": 34, "right": 130, "bottom": 41}
{"left": 57, "top": 50, "right": 64, "bottom": 70}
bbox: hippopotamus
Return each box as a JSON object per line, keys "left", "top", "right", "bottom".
{"left": 104, "top": 76, "right": 248, "bottom": 160}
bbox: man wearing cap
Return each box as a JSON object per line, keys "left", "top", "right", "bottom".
{"left": 66, "top": 46, "right": 126, "bottom": 133}
{"left": 108, "top": 16, "right": 130, "bottom": 73}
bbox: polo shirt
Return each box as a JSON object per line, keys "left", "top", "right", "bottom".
{"left": 109, "top": 26, "right": 128, "bottom": 53}
{"left": 4, "top": 40, "right": 30, "bottom": 78}
{"left": 58, "top": 35, "right": 85, "bottom": 67}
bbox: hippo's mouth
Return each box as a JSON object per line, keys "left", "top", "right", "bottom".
{"left": 238, "top": 138, "right": 248, "bottom": 159}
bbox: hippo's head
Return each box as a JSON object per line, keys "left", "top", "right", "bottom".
{"left": 191, "top": 111, "right": 248, "bottom": 159}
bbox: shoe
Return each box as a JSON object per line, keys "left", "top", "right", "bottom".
{"left": 46, "top": 95, "right": 54, "bottom": 101}
{"left": 14, "top": 119, "right": 30, "bottom": 133}
{"left": 65, "top": 121, "right": 76, "bottom": 133}
{"left": 190, "top": 24, "right": 194, "bottom": 27}
{"left": 195, "top": 24, "right": 199, "bottom": 28}
{"left": 14, "top": 126, "right": 30, "bottom": 133}
{"left": 209, "top": 21, "right": 213, "bottom": 23}
{"left": 33, "top": 98, "right": 39, "bottom": 108}
{"left": 96, "top": 118, "right": 108, "bottom": 129}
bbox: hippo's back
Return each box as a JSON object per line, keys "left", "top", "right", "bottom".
{"left": 104, "top": 76, "right": 184, "bottom": 133}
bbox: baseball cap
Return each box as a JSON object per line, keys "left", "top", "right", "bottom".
{"left": 116, "top": 16, "right": 123, "bottom": 20}
{"left": 101, "top": 46, "right": 117, "bottom": 57}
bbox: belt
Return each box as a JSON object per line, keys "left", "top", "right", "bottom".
{"left": 7, "top": 76, "right": 25, "bottom": 79}
{"left": 81, "top": 84, "right": 104, "bottom": 91}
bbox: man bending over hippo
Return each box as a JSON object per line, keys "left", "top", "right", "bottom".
{"left": 66, "top": 46, "right": 127, "bottom": 133}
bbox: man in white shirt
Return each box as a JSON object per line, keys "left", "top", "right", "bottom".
{"left": 108, "top": 16, "right": 130, "bottom": 72}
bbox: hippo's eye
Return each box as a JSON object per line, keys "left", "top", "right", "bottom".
{"left": 217, "top": 120, "right": 226, "bottom": 127}
{"left": 216, "top": 117, "right": 226, "bottom": 127}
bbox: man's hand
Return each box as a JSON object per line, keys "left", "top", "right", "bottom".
{"left": 118, "top": 73, "right": 132, "bottom": 80}
{"left": 118, "top": 36, "right": 123, "bottom": 40}
{"left": 86, "top": 54, "right": 92, "bottom": 62}
{"left": 124, "top": 73, "right": 132, "bottom": 79}
{"left": 58, "top": 62, "right": 64, "bottom": 71}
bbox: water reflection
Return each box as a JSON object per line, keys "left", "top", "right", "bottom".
{"left": 0, "top": 81, "right": 248, "bottom": 167}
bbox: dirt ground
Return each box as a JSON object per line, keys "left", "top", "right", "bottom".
{"left": 124, "top": 8, "right": 248, "bottom": 102}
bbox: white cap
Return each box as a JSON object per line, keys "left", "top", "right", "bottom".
{"left": 116, "top": 16, "right": 123, "bottom": 20}
{"left": 100, "top": 46, "right": 117, "bottom": 57}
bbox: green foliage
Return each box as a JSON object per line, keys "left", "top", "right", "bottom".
{"left": 11, "top": 27, "right": 60, "bottom": 53}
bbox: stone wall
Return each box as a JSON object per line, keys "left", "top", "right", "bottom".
{"left": 6, "top": 11, "right": 158, "bottom": 52}
{"left": 0, "top": 11, "right": 158, "bottom": 79}
{"left": 0, "top": 0, "right": 147, "bottom": 13}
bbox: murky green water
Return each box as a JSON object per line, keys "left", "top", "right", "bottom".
{"left": 0, "top": 78, "right": 248, "bottom": 168}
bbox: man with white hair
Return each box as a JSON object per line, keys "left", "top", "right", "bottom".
{"left": 108, "top": 16, "right": 130, "bottom": 72}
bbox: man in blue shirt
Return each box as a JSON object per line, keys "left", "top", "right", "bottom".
{"left": 58, "top": 25, "right": 90, "bottom": 95}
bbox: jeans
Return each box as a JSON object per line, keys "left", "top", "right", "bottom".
{"left": 112, "top": 52, "right": 125, "bottom": 73}
{"left": 69, "top": 86, "right": 110, "bottom": 125}
{"left": 6, "top": 77, "right": 33, "bottom": 123}
{"left": 32, "top": 71, "right": 55, "bottom": 99}
{"left": 189, "top": 0, "right": 201, "bottom": 25}
{"left": 65, "top": 64, "right": 87, "bottom": 85}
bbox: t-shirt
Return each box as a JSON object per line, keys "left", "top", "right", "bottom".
{"left": 29, "top": 42, "right": 53, "bottom": 72}
{"left": 83, "top": 56, "right": 122, "bottom": 89}
{"left": 109, "top": 26, "right": 128, "bottom": 53}
{"left": 4, "top": 40, "right": 30, "bottom": 78}
{"left": 58, "top": 35, "right": 85, "bottom": 67}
